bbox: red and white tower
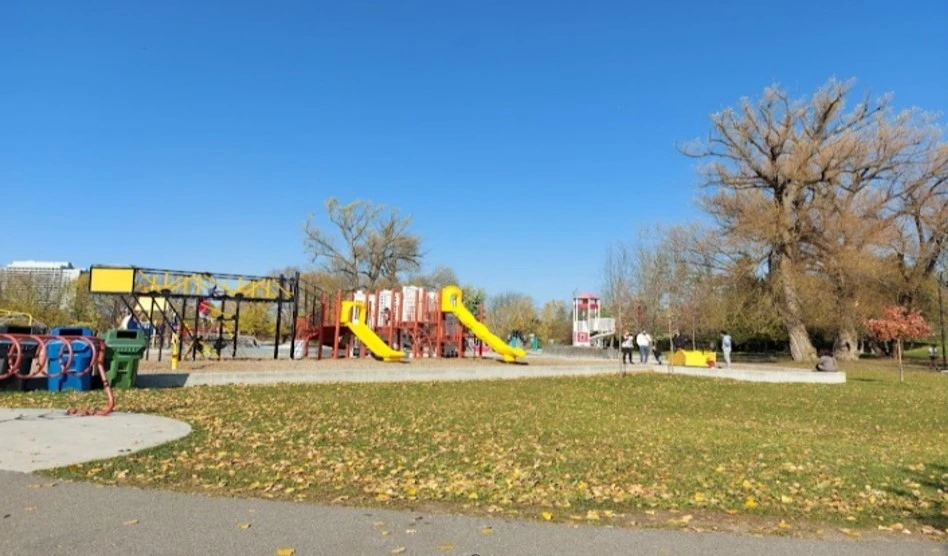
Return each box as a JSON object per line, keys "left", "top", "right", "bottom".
{"left": 572, "top": 292, "right": 600, "bottom": 347}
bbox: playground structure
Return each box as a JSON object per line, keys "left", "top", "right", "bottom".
{"left": 670, "top": 349, "right": 718, "bottom": 368}
{"left": 572, "top": 292, "right": 615, "bottom": 347}
{"left": 88, "top": 265, "right": 319, "bottom": 365}
{"left": 296, "top": 284, "right": 526, "bottom": 363}
{"left": 88, "top": 266, "right": 525, "bottom": 365}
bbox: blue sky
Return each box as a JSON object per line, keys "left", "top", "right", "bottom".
{"left": 3, "top": 1, "right": 946, "bottom": 305}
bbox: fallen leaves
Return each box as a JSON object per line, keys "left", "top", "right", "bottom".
{"left": 7, "top": 370, "right": 946, "bottom": 535}
{"left": 667, "top": 514, "right": 694, "bottom": 527}
{"left": 123, "top": 519, "right": 139, "bottom": 526}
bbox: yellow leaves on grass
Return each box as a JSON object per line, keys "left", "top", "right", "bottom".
{"left": 13, "top": 375, "right": 948, "bottom": 535}
{"left": 667, "top": 514, "right": 693, "bottom": 527}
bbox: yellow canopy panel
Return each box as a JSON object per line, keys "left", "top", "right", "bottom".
{"left": 89, "top": 267, "right": 135, "bottom": 294}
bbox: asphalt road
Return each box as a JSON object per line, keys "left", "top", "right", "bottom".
{"left": 1, "top": 470, "right": 942, "bottom": 556}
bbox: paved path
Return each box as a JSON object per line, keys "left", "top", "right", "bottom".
{"left": 1, "top": 470, "right": 940, "bottom": 556}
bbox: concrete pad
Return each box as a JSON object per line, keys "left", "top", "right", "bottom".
{"left": 0, "top": 408, "right": 191, "bottom": 473}
{"left": 657, "top": 365, "right": 846, "bottom": 384}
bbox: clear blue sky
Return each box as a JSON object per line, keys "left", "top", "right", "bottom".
{"left": 3, "top": 1, "right": 946, "bottom": 305}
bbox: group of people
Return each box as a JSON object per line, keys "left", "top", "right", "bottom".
{"left": 620, "top": 330, "right": 656, "bottom": 364}
{"left": 620, "top": 329, "right": 735, "bottom": 368}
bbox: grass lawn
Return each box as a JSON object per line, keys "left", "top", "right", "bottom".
{"left": 3, "top": 364, "right": 947, "bottom": 538}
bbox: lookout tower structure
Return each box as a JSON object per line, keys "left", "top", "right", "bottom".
{"left": 572, "top": 292, "right": 615, "bottom": 347}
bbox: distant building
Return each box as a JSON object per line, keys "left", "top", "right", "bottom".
{"left": 0, "top": 261, "right": 82, "bottom": 307}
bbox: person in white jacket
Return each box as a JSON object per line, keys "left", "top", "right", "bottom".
{"left": 635, "top": 330, "right": 652, "bottom": 363}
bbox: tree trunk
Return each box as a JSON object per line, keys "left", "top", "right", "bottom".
{"left": 897, "top": 338, "right": 904, "bottom": 383}
{"left": 833, "top": 298, "right": 861, "bottom": 361}
{"left": 828, "top": 264, "right": 861, "bottom": 361}
{"left": 773, "top": 252, "right": 817, "bottom": 361}
{"left": 834, "top": 326, "right": 860, "bottom": 361}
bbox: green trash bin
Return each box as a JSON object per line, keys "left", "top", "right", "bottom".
{"left": 100, "top": 329, "right": 148, "bottom": 389}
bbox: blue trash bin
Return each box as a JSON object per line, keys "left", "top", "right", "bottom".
{"left": 47, "top": 339, "right": 95, "bottom": 392}
{"left": 50, "top": 326, "right": 95, "bottom": 337}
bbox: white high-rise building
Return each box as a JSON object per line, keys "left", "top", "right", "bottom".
{"left": 0, "top": 261, "right": 82, "bottom": 307}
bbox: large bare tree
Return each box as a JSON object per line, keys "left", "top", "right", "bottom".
{"left": 681, "top": 79, "right": 947, "bottom": 361}
{"left": 304, "top": 198, "right": 422, "bottom": 291}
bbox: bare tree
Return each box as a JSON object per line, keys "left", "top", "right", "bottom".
{"left": 484, "top": 292, "right": 537, "bottom": 341}
{"left": 601, "top": 241, "right": 637, "bottom": 336}
{"left": 537, "top": 300, "right": 572, "bottom": 345}
{"left": 406, "top": 266, "right": 459, "bottom": 289}
{"left": 889, "top": 141, "right": 948, "bottom": 306}
{"left": 304, "top": 198, "right": 422, "bottom": 291}
{"left": 683, "top": 79, "right": 906, "bottom": 361}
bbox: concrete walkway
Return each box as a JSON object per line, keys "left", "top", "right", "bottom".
{"left": 0, "top": 470, "right": 939, "bottom": 556}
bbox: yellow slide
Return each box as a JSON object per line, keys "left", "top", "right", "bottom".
{"left": 440, "top": 285, "right": 526, "bottom": 363}
{"left": 340, "top": 300, "right": 405, "bottom": 362}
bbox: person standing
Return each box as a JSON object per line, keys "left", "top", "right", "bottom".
{"left": 721, "top": 331, "right": 733, "bottom": 368}
{"left": 672, "top": 330, "right": 688, "bottom": 352}
{"left": 636, "top": 330, "right": 652, "bottom": 363}
{"left": 620, "top": 332, "right": 634, "bottom": 365}
{"left": 929, "top": 345, "right": 939, "bottom": 370}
